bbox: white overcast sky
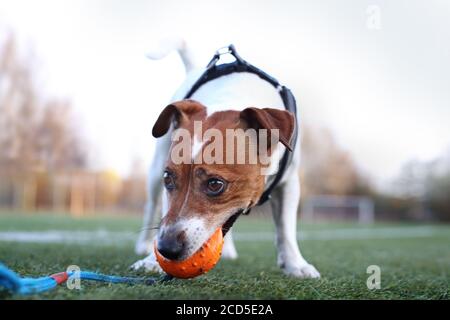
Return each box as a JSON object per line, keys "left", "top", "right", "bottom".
{"left": 0, "top": 0, "right": 449, "bottom": 189}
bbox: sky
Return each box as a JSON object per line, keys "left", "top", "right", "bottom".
{"left": 0, "top": 0, "right": 449, "bottom": 189}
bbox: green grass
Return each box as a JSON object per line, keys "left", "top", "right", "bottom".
{"left": 0, "top": 212, "right": 449, "bottom": 300}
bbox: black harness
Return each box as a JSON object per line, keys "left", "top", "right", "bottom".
{"left": 184, "top": 44, "right": 298, "bottom": 209}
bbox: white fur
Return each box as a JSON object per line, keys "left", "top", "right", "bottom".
{"left": 133, "top": 40, "right": 320, "bottom": 279}
{"left": 146, "top": 37, "right": 196, "bottom": 73}
{"left": 174, "top": 72, "right": 284, "bottom": 114}
{"left": 271, "top": 164, "right": 320, "bottom": 278}
{"left": 134, "top": 132, "right": 171, "bottom": 255}
{"left": 131, "top": 249, "right": 162, "bottom": 273}
{"left": 221, "top": 229, "right": 238, "bottom": 260}
{"left": 264, "top": 142, "right": 284, "bottom": 177}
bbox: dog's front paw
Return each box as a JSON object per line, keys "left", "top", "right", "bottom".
{"left": 131, "top": 254, "right": 163, "bottom": 273}
{"left": 283, "top": 263, "right": 321, "bottom": 279}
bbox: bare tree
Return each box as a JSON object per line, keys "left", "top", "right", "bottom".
{"left": 300, "top": 125, "right": 371, "bottom": 197}
{"left": 0, "top": 31, "right": 86, "bottom": 172}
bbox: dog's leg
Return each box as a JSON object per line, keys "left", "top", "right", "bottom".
{"left": 131, "top": 189, "right": 168, "bottom": 272}
{"left": 134, "top": 196, "right": 161, "bottom": 255}
{"left": 130, "top": 246, "right": 163, "bottom": 272}
{"left": 134, "top": 134, "right": 170, "bottom": 255}
{"left": 131, "top": 192, "right": 165, "bottom": 272}
{"left": 132, "top": 131, "right": 172, "bottom": 273}
{"left": 271, "top": 174, "right": 320, "bottom": 278}
{"left": 221, "top": 229, "right": 238, "bottom": 260}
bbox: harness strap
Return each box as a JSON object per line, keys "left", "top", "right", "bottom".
{"left": 184, "top": 45, "right": 298, "bottom": 206}
{"left": 258, "top": 86, "right": 298, "bottom": 205}
{"left": 221, "top": 209, "right": 244, "bottom": 236}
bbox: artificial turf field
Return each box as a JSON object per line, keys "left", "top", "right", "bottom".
{"left": 0, "top": 212, "right": 449, "bottom": 300}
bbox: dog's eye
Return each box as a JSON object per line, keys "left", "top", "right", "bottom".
{"left": 205, "top": 178, "right": 226, "bottom": 196}
{"left": 163, "top": 171, "right": 176, "bottom": 190}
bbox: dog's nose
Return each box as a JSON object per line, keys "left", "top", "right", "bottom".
{"left": 157, "top": 232, "right": 185, "bottom": 260}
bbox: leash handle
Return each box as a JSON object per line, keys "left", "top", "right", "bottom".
{"left": 185, "top": 44, "right": 279, "bottom": 98}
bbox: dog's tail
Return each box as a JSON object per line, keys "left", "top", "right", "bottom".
{"left": 146, "top": 37, "right": 197, "bottom": 73}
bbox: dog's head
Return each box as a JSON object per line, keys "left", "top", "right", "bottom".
{"left": 152, "top": 99, "right": 295, "bottom": 260}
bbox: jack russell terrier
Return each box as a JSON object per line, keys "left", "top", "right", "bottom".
{"left": 132, "top": 39, "right": 320, "bottom": 278}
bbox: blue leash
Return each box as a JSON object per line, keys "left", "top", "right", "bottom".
{"left": 0, "top": 263, "right": 170, "bottom": 295}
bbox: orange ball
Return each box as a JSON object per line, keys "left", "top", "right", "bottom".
{"left": 154, "top": 228, "right": 224, "bottom": 279}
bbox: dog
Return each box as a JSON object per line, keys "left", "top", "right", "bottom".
{"left": 132, "top": 38, "right": 320, "bottom": 278}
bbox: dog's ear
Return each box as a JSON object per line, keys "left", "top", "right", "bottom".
{"left": 152, "top": 100, "right": 206, "bottom": 138}
{"left": 240, "top": 107, "right": 295, "bottom": 151}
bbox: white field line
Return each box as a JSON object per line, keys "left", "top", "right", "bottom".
{"left": 236, "top": 226, "right": 440, "bottom": 241}
{"left": 0, "top": 226, "right": 443, "bottom": 245}
{"left": 0, "top": 230, "right": 136, "bottom": 245}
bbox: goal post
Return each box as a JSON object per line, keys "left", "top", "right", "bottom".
{"left": 301, "top": 195, "right": 375, "bottom": 224}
